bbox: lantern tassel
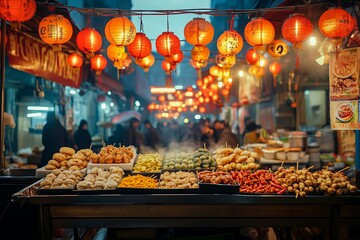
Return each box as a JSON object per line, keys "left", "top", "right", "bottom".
{"left": 295, "top": 52, "right": 300, "bottom": 69}
{"left": 273, "top": 75, "right": 277, "bottom": 88}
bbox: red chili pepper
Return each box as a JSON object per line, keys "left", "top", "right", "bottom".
{"left": 270, "top": 181, "right": 282, "bottom": 189}
{"left": 277, "top": 189, "right": 286, "bottom": 194}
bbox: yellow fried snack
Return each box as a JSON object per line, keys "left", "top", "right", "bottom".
{"left": 118, "top": 175, "right": 158, "bottom": 188}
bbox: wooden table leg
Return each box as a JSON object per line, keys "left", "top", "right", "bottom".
{"left": 39, "top": 205, "right": 52, "bottom": 240}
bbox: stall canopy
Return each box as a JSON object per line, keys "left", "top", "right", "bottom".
{"left": 5, "top": 0, "right": 83, "bottom": 88}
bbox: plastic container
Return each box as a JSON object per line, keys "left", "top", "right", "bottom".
{"left": 275, "top": 151, "right": 287, "bottom": 160}
{"left": 287, "top": 151, "right": 300, "bottom": 161}
{"left": 262, "top": 149, "right": 277, "bottom": 159}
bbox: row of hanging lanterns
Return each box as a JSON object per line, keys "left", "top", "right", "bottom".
{"left": 0, "top": 0, "right": 356, "bottom": 78}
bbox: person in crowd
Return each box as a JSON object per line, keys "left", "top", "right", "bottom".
{"left": 73, "top": 119, "right": 92, "bottom": 150}
{"left": 124, "top": 117, "right": 143, "bottom": 152}
{"left": 218, "top": 122, "right": 238, "bottom": 147}
{"left": 41, "top": 112, "right": 69, "bottom": 167}
{"left": 108, "top": 124, "right": 127, "bottom": 145}
{"left": 199, "top": 119, "right": 213, "bottom": 148}
{"left": 257, "top": 124, "right": 269, "bottom": 143}
{"left": 243, "top": 121, "right": 261, "bottom": 145}
{"left": 212, "top": 120, "right": 224, "bottom": 143}
{"left": 143, "top": 120, "right": 160, "bottom": 150}
{"left": 159, "top": 121, "right": 173, "bottom": 148}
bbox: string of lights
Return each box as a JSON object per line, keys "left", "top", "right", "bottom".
{"left": 34, "top": 1, "right": 340, "bottom": 17}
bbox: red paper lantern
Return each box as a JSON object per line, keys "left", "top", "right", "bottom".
{"left": 67, "top": 53, "right": 83, "bottom": 68}
{"left": 199, "top": 106, "right": 206, "bottom": 113}
{"left": 39, "top": 14, "right": 73, "bottom": 46}
{"left": 158, "top": 95, "right": 166, "bottom": 102}
{"left": 245, "top": 48, "right": 260, "bottom": 65}
{"left": 282, "top": 14, "right": 313, "bottom": 49}
{"left": 156, "top": 32, "right": 181, "bottom": 57}
{"left": 318, "top": 7, "right": 355, "bottom": 46}
{"left": 91, "top": 54, "right": 107, "bottom": 75}
{"left": 269, "top": 61, "right": 282, "bottom": 76}
{"left": 184, "top": 18, "right": 214, "bottom": 46}
{"left": 161, "top": 60, "right": 176, "bottom": 73}
{"left": 76, "top": 28, "right": 102, "bottom": 58}
{"left": 190, "top": 59, "right": 208, "bottom": 69}
{"left": 191, "top": 45, "right": 210, "bottom": 62}
{"left": 105, "top": 17, "right": 136, "bottom": 46}
{"left": 0, "top": 0, "right": 36, "bottom": 22}
{"left": 217, "top": 30, "right": 243, "bottom": 56}
{"left": 127, "top": 32, "right": 152, "bottom": 59}
{"left": 245, "top": 17, "right": 275, "bottom": 50}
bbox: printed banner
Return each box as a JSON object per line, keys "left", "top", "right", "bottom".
{"left": 7, "top": 27, "right": 83, "bottom": 88}
{"left": 329, "top": 48, "right": 360, "bottom": 130}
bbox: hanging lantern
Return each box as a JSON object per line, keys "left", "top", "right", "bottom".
{"left": 269, "top": 61, "right": 282, "bottom": 87}
{"left": 209, "top": 65, "right": 220, "bottom": 77}
{"left": 199, "top": 106, "right": 206, "bottom": 113}
{"left": 221, "top": 88, "right": 230, "bottom": 97}
{"left": 158, "top": 95, "right": 166, "bottom": 102}
{"left": 248, "top": 65, "right": 258, "bottom": 76}
{"left": 39, "top": 14, "right": 73, "bottom": 49}
{"left": 184, "top": 18, "right": 214, "bottom": 46}
{"left": 127, "top": 32, "right": 152, "bottom": 59}
{"left": 255, "top": 67, "right": 265, "bottom": 78}
{"left": 107, "top": 44, "right": 128, "bottom": 69}
{"left": 191, "top": 45, "right": 210, "bottom": 62}
{"left": 105, "top": 17, "right": 136, "bottom": 46}
{"left": 162, "top": 60, "right": 176, "bottom": 74}
{"left": 156, "top": 32, "right": 181, "bottom": 57}
{"left": 135, "top": 54, "right": 155, "bottom": 72}
{"left": 212, "top": 94, "right": 219, "bottom": 101}
{"left": 216, "top": 54, "right": 236, "bottom": 68}
{"left": 91, "top": 54, "right": 107, "bottom": 75}
{"left": 117, "top": 56, "right": 132, "bottom": 70}
{"left": 169, "top": 50, "right": 184, "bottom": 64}
{"left": 255, "top": 55, "right": 267, "bottom": 67}
{"left": 267, "top": 40, "right": 289, "bottom": 58}
{"left": 318, "top": 7, "right": 355, "bottom": 47}
{"left": 245, "top": 17, "right": 275, "bottom": 51}
{"left": 282, "top": 13, "right": 313, "bottom": 49}
{"left": 67, "top": 52, "right": 83, "bottom": 68}
{"left": 245, "top": 48, "right": 260, "bottom": 65}
{"left": 190, "top": 59, "right": 208, "bottom": 69}
{"left": 217, "top": 30, "right": 243, "bottom": 56}
{"left": 0, "top": 0, "right": 36, "bottom": 22}
{"left": 76, "top": 28, "right": 102, "bottom": 58}
{"left": 148, "top": 103, "right": 155, "bottom": 111}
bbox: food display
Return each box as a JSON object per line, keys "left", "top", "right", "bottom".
{"left": 198, "top": 171, "right": 236, "bottom": 185}
{"left": 162, "top": 148, "right": 216, "bottom": 171}
{"left": 39, "top": 169, "right": 84, "bottom": 189}
{"left": 44, "top": 147, "right": 93, "bottom": 170}
{"left": 231, "top": 170, "right": 287, "bottom": 194}
{"left": 93, "top": 145, "right": 135, "bottom": 164}
{"left": 274, "top": 167, "right": 358, "bottom": 197}
{"left": 159, "top": 171, "right": 199, "bottom": 189}
{"left": 261, "top": 148, "right": 302, "bottom": 161}
{"left": 118, "top": 174, "right": 158, "bottom": 189}
{"left": 215, "top": 147, "right": 259, "bottom": 171}
{"left": 133, "top": 153, "right": 163, "bottom": 173}
{"left": 76, "top": 167, "right": 125, "bottom": 190}
{"left": 336, "top": 103, "right": 354, "bottom": 123}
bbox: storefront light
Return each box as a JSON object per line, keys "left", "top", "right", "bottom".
{"left": 101, "top": 103, "right": 107, "bottom": 110}
{"left": 27, "top": 112, "right": 42, "bottom": 118}
{"left": 107, "top": 91, "right": 112, "bottom": 96}
{"left": 218, "top": 82, "right": 223, "bottom": 88}
{"left": 309, "top": 36, "right": 317, "bottom": 46}
{"left": 194, "top": 114, "right": 201, "bottom": 120}
{"left": 192, "top": 85, "right": 197, "bottom": 89}
{"left": 27, "top": 106, "right": 54, "bottom": 111}
{"left": 228, "top": 78, "right": 233, "bottom": 83}
{"left": 184, "top": 118, "right": 189, "bottom": 124}
{"left": 135, "top": 101, "right": 141, "bottom": 107}
{"left": 174, "top": 85, "right": 184, "bottom": 90}
{"left": 304, "top": 90, "right": 310, "bottom": 95}
{"left": 238, "top": 70, "right": 244, "bottom": 77}
{"left": 69, "top": 89, "right": 77, "bottom": 95}
{"left": 110, "top": 102, "right": 115, "bottom": 107}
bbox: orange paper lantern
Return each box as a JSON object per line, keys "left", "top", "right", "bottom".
{"left": 136, "top": 54, "right": 155, "bottom": 72}
{"left": 170, "top": 50, "right": 184, "bottom": 64}
{"left": 190, "top": 59, "right": 208, "bottom": 69}
{"left": 191, "top": 45, "right": 210, "bottom": 62}
{"left": 116, "top": 56, "right": 132, "bottom": 70}
{"left": 127, "top": 32, "right": 152, "bottom": 59}
{"left": 216, "top": 54, "right": 236, "bottom": 68}
{"left": 156, "top": 32, "right": 181, "bottom": 57}
{"left": 158, "top": 95, "right": 166, "bottom": 102}
{"left": 184, "top": 18, "right": 214, "bottom": 46}
{"left": 282, "top": 13, "right": 313, "bottom": 49}
{"left": 209, "top": 65, "right": 220, "bottom": 77}
{"left": 245, "top": 48, "right": 260, "bottom": 65}
{"left": 39, "top": 14, "right": 73, "bottom": 46}
{"left": 318, "top": 7, "right": 355, "bottom": 46}
{"left": 107, "top": 44, "right": 128, "bottom": 69}
{"left": 76, "top": 28, "right": 102, "bottom": 58}
{"left": 269, "top": 61, "right": 282, "bottom": 76}
{"left": 245, "top": 17, "right": 275, "bottom": 50}
{"left": 217, "top": 30, "right": 243, "bottom": 56}
{"left": 199, "top": 106, "right": 206, "bottom": 113}
{"left": 267, "top": 40, "right": 289, "bottom": 58}
{"left": 0, "top": 0, "right": 36, "bottom": 22}
{"left": 161, "top": 60, "right": 176, "bottom": 73}
{"left": 67, "top": 52, "right": 83, "bottom": 68}
{"left": 91, "top": 54, "right": 107, "bottom": 74}
{"left": 105, "top": 17, "right": 136, "bottom": 46}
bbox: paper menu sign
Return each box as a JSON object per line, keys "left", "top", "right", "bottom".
{"left": 330, "top": 101, "right": 359, "bottom": 129}
{"left": 329, "top": 47, "right": 360, "bottom": 130}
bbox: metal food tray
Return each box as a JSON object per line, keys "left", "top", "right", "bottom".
{"left": 37, "top": 186, "right": 75, "bottom": 195}
{"left": 199, "top": 182, "right": 239, "bottom": 194}
{"left": 117, "top": 173, "right": 160, "bottom": 193}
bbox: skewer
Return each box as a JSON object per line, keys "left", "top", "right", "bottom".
{"left": 90, "top": 145, "right": 93, "bottom": 150}
{"left": 296, "top": 162, "right": 299, "bottom": 171}
{"left": 225, "top": 142, "right": 228, "bottom": 148}
{"left": 280, "top": 161, "right": 284, "bottom": 168}
{"left": 236, "top": 144, "right": 239, "bottom": 148}
{"left": 326, "top": 165, "right": 329, "bottom": 171}
{"left": 295, "top": 192, "right": 299, "bottom": 199}
{"left": 337, "top": 166, "right": 350, "bottom": 173}
{"left": 204, "top": 143, "right": 207, "bottom": 149}
{"left": 307, "top": 166, "right": 314, "bottom": 171}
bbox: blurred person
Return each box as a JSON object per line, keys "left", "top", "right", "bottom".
{"left": 108, "top": 124, "right": 127, "bottom": 145}
{"left": 199, "top": 120, "right": 213, "bottom": 148}
{"left": 212, "top": 120, "right": 224, "bottom": 143}
{"left": 257, "top": 124, "right": 269, "bottom": 143}
{"left": 218, "top": 122, "right": 238, "bottom": 147}
{"left": 41, "top": 112, "right": 69, "bottom": 167}
{"left": 143, "top": 120, "right": 160, "bottom": 150}
{"left": 73, "top": 120, "right": 92, "bottom": 150}
{"left": 243, "top": 121, "right": 260, "bottom": 145}
{"left": 124, "top": 117, "right": 143, "bottom": 152}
